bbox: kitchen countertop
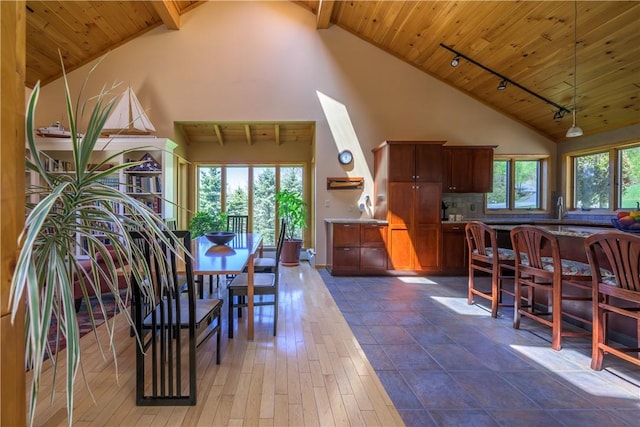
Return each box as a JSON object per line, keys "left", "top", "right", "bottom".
{"left": 490, "top": 224, "right": 613, "bottom": 238}
{"left": 442, "top": 218, "right": 613, "bottom": 227}
{"left": 325, "top": 218, "right": 614, "bottom": 231}
{"left": 324, "top": 218, "right": 388, "bottom": 224}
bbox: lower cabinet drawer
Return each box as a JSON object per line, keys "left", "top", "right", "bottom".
{"left": 360, "top": 246, "right": 388, "bottom": 271}
{"left": 332, "top": 247, "right": 360, "bottom": 272}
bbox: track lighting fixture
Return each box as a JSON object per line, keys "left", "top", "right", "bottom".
{"left": 441, "top": 43, "right": 571, "bottom": 121}
{"left": 566, "top": 0, "right": 583, "bottom": 138}
{"left": 553, "top": 109, "right": 567, "bottom": 120}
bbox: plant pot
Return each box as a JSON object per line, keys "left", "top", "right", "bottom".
{"left": 281, "top": 239, "right": 303, "bottom": 266}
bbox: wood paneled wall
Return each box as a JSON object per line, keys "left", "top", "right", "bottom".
{"left": 1, "top": 1, "right": 26, "bottom": 425}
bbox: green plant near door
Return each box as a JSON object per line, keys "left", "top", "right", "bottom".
{"left": 9, "top": 58, "right": 178, "bottom": 427}
{"left": 275, "top": 189, "right": 308, "bottom": 241}
{"left": 275, "top": 189, "right": 308, "bottom": 266}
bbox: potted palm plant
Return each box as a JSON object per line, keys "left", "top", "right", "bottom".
{"left": 275, "top": 189, "right": 308, "bottom": 266}
{"left": 9, "top": 58, "right": 178, "bottom": 426}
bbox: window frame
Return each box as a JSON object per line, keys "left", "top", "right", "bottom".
{"left": 565, "top": 141, "right": 640, "bottom": 212}
{"left": 195, "top": 162, "right": 308, "bottom": 247}
{"left": 485, "top": 155, "right": 549, "bottom": 214}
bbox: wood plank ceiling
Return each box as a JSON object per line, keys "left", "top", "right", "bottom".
{"left": 24, "top": 1, "right": 640, "bottom": 144}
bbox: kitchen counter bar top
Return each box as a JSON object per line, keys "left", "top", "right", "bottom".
{"left": 324, "top": 218, "right": 388, "bottom": 224}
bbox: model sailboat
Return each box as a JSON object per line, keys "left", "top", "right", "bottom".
{"left": 102, "top": 86, "right": 156, "bottom": 136}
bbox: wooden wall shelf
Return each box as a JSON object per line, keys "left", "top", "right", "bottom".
{"left": 326, "top": 177, "right": 364, "bottom": 190}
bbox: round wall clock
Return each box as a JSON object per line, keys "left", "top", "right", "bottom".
{"left": 338, "top": 149, "right": 353, "bottom": 165}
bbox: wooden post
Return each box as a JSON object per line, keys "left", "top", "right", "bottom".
{"left": 1, "top": 1, "right": 26, "bottom": 425}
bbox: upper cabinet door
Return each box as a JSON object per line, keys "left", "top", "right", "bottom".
{"left": 443, "top": 147, "right": 494, "bottom": 193}
{"left": 443, "top": 148, "right": 473, "bottom": 192}
{"left": 388, "top": 144, "right": 416, "bottom": 182}
{"left": 415, "top": 144, "right": 443, "bottom": 182}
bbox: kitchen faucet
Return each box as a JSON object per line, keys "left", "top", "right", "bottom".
{"left": 557, "top": 195, "right": 565, "bottom": 220}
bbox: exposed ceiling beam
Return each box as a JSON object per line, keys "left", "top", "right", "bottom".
{"left": 316, "top": 0, "right": 334, "bottom": 29}
{"left": 214, "top": 124, "right": 224, "bottom": 146}
{"left": 151, "top": 0, "right": 181, "bottom": 30}
{"left": 274, "top": 124, "right": 280, "bottom": 145}
{"left": 244, "top": 125, "right": 253, "bottom": 145}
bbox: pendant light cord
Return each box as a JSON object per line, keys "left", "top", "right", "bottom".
{"left": 572, "top": 0, "right": 578, "bottom": 120}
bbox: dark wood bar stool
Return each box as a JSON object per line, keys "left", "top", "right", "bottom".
{"left": 510, "top": 225, "right": 594, "bottom": 350}
{"left": 585, "top": 231, "right": 640, "bottom": 370}
{"left": 465, "top": 221, "right": 516, "bottom": 318}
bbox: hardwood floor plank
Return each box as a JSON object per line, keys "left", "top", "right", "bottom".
{"left": 29, "top": 264, "right": 404, "bottom": 426}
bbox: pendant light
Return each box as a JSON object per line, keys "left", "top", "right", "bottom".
{"left": 566, "top": 0, "right": 583, "bottom": 138}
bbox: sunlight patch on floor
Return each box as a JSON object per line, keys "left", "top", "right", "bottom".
{"left": 510, "top": 344, "right": 640, "bottom": 398}
{"left": 398, "top": 277, "right": 438, "bottom": 284}
{"left": 430, "top": 296, "right": 492, "bottom": 316}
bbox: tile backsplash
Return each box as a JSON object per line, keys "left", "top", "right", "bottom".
{"left": 441, "top": 193, "right": 613, "bottom": 223}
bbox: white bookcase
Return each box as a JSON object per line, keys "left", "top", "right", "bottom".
{"left": 27, "top": 137, "right": 177, "bottom": 253}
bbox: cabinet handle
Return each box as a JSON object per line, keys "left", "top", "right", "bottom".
{"left": 342, "top": 248, "right": 351, "bottom": 251}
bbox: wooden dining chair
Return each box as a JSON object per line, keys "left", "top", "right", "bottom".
{"left": 465, "top": 221, "right": 516, "bottom": 318}
{"left": 585, "top": 231, "right": 640, "bottom": 370}
{"left": 510, "top": 225, "right": 593, "bottom": 350}
{"left": 227, "top": 222, "right": 284, "bottom": 339}
{"left": 129, "top": 230, "right": 223, "bottom": 406}
{"left": 253, "top": 219, "right": 286, "bottom": 273}
{"left": 227, "top": 214, "right": 249, "bottom": 234}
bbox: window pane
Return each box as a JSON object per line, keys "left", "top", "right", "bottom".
{"left": 514, "top": 160, "right": 539, "bottom": 209}
{"left": 253, "top": 167, "right": 276, "bottom": 246}
{"left": 574, "top": 152, "right": 610, "bottom": 209}
{"left": 487, "top": 160, "right": 508, "bottom": 209}
{"left": 198, "top": 166, "right": 222, "bottom": 213}
{"left": 620, "top": 146, "right": 640, "bottom": 209}
{"left": 225, "top": 166, "right": 248, "bottom": 215}
{"left": 281, "top": 166, "right": 304, "bottom": 239}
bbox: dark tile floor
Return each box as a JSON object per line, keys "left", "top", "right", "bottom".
{"left": 319, "top": 270, "right": 640, "bottom": 427}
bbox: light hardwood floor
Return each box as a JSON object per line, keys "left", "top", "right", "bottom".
{"left": 30, "top": 263, "right": 404, "bottom": 426}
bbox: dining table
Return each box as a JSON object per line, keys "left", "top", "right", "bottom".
{"left": 191, "top": 232, "right": 263, "bottom": 340}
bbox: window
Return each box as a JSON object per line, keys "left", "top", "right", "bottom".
{"left": 573, "top": 152, "right": 610, "bottom": 209}
{"left": 197, "top": 164, "right": 305, "bottom": 246}
{"left": 568, "top": 143, "right": 640, "bottom": 211}
{"left": 486, "top": 157, "right": 546, "bottom": 211}
{"left": 620, "top": 145, "right": 640, "bottom": 209}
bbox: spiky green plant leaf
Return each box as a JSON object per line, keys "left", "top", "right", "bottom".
{"left": 10, "top": 56, "right": 182, "bottom": 427}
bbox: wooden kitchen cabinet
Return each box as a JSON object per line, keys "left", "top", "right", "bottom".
{"left": 387, "top": 181, "right": 441, "bottom": 272}
{"left": 373, "top": 141, "right": 444, "bottom": 273}
{"left": 329, "top": 223, "right": 360, "bottom": 274}
{"left": 360, "top": 223, "right": 388, "bottom": 271}
{"left": 441, "top": 222, "right": 468, "bottom": 274}
{"left": 387, "top": 142, "right": 443, "bottom": 182}
{"left": 443, "top": 146, "right": 495, "bottom": 193}
{"left": 326, "top": 222, "right": 389, "bottom": 275}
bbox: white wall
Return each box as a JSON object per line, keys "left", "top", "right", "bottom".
{"left": 33, "top": 1, "right": 557, "bottom": 265}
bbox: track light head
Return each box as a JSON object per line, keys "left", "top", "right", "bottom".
{"left": 451, "top": 56, "right": 460, "bottom": 67}
{"left": 497, "top": 79, "right": 508, "bottom": 91}
{"left": 553, "top": 109, "right": 566, "bottom": 120}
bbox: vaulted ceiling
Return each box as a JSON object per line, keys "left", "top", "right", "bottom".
{"left": 25, "top": 1, "right": 640, "bottom": 143}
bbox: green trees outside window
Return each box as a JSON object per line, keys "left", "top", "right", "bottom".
{"left": 196, "top": 164, "right": 304, "bottom": 246}
{"left": 487, "top": 158, "right": 543, "bottom": 211}
{"left": 571, "top": 145, "right": 639, "bottom": 210}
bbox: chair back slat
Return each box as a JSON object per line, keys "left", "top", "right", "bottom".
{"left": 227, "top": 215, "right": 249, "bottom": 234}
{"left": 585, "top": 231, "right": 640, "bottom": 292}
{"left": 466, "top": 221, "right": 496, "bottom": 257}
{"left": 130, "top": 230, "right": 197, "bottom": 405}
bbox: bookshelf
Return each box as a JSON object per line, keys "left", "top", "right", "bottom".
{"left": 27, "top": 137, "right": 178, "bottom": 254}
